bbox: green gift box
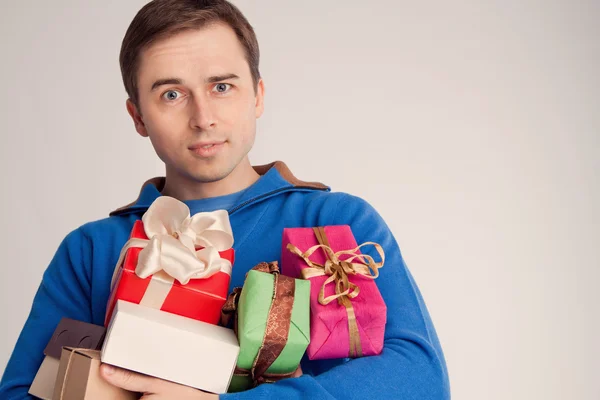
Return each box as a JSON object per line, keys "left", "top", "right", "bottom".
{"left": 226, "top": 262, "right": 310, "bottom": 392}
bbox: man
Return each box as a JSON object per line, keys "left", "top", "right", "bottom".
{"left": 0, "top": 1, "right": 450, "bottom": 399}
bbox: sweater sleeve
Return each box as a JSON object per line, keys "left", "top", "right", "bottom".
{"left": 0, "top": 228, "right": 93, "bottom": 399}
{"left": 220, "top": 194, "right": 450, "bottom": 400}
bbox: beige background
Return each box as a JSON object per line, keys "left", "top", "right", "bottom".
{"left": 1, "top": 1, "right": 598, "bottom": 399}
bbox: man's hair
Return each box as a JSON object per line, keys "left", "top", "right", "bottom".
{"left": 120, "top": 0, "right": 260, "bottom": 108}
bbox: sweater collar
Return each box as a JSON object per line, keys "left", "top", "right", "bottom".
{"left": 109, "top": 161, "right": 329, "bottom": 217}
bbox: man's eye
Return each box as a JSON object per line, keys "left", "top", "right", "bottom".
{"left": 213, "top": 83, "right": 231, "bottom": 93}
{"left": 162, "top": 90, "right": 181, "bottom": 101}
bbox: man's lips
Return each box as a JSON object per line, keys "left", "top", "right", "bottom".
{"left": 188, "top": 141, "right": 226, "bottom": 157}
{"left": 188, "top": 141, "right": 226, "bottom": 150}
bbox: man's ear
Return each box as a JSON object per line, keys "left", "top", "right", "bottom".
{"left": 126, "top": 99, "right": 148, "bottom": 137}
{"left": 255, "top": 79, "right": 265, "bottom": 119}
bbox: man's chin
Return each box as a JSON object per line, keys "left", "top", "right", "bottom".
{"left": 190, "top": 174, "right": 228, "bottom": 184}
{"left": 169, "top": 155, "right": 245, "bottom": 185}
{"left": 186, "top": 167, "right": 234, "bottom": 184}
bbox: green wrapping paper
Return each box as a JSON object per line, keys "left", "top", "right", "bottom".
{"left": 226, "top": 263, "right": 310, "bottom": 392}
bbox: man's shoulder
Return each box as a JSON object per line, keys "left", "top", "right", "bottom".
{"left": 65, "top": 214, "right": 137, "bottom": 248}
{"left": 295, "top": 190, "right": 378, "bottom": 223}
{"left": 303, "top": 190, "right": 373, "bottom": 208}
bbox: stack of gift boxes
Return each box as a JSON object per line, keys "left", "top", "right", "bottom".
{"left": 29, "top": 197, "right": 387, "bottom": 399}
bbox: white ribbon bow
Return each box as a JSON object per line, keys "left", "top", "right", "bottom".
{"left": 110, "top": 197, "right": 234, "bottom": 310}
{"left": 136, "top": 196, "right": 234, "bottom": 284}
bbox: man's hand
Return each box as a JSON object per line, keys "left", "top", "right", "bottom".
{"left": 100, "top": 364, "right": 219, "bottom": 400}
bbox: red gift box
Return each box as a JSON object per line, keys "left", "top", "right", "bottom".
{"left": 105, "top": 220, "right": 234, "bottom": 327}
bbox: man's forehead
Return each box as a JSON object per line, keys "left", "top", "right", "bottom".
{"left": 142, "top": 24, "right": 242, "bottom": 64}
{"left": 137, "top": 24, "right": 247, "bottom": 83}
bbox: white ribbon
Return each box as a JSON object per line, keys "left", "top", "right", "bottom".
{"left": 110, "top": 196, "right": 234, "bottom": 309}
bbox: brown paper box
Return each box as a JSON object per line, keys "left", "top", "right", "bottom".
{"left": 29, "top": 356, "right": 61, "bottom": 400}
{"left": 29, "top": 318, "right": 107, "bottom": 399}
{"left": 52, "top": 347, "right": 137, "bottom": 400}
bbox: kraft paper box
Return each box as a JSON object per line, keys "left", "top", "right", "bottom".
{"left": 105, "top": 219, "right": 235, "bottom": 327}
{"left": 29, "top": 318, "right": 106, "bottom": 400}
{"left": 52, "top": 347, "right": 137, "bottom": 400}
{"left": 29, "top": 357, "right": 60, "bottom": 400}
{"left": 281, "top": 226, "right": 386, "bottom": 360}
{"left": 228, "top": 264, "right": 310, "bottom": 392}
{"left": 102, "top": 300, "right": 239, "bottom": 394}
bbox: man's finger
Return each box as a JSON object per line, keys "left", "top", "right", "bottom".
{"left": 100, "top": 363, "right": 159, "bottom": 393}
{"left": 292, "top": 365, "right": 303, "bottom": 378}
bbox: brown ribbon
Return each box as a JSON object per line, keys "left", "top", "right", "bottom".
{"left": 286, "top": 227, "right": 385, "bottom": 358}
{"left": 221, "top": 262, "right": 297, "bottom": 387}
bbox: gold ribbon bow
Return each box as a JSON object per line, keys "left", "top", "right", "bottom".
{"left": 286, "top": 227, "right": 384, "bottom": 358}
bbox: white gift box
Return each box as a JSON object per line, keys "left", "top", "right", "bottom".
{"left": 101, "top": 300, "right": 239, "bottom": 394}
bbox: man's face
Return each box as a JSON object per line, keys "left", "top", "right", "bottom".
{"left": 128, "top": 23, "right": 264, "bottom": 184}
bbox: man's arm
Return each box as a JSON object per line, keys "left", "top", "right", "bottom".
{"left": 0, "top": 228, "right": 93, "bottom": 399}
{"left": 83, "top": 193, "right": 449, "bottom": 399}
{"left": 219, "top": 193, "right": 450, "bottom": 399}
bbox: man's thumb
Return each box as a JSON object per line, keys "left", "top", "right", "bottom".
{"left": 100, "top": 363, "right": 156, "bottom": 393}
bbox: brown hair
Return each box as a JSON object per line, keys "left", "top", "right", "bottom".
{"left": 120, "top": 0, "right": 260, "bottom": 107}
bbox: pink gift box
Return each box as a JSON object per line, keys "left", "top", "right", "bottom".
{"left": 281, "top": 226, "right": 386, "bottom": 360}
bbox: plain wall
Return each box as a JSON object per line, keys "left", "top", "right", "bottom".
{"left": 0, "top": 1, "right": 598, "bottom": 399}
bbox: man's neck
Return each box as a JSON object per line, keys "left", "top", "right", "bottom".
{"left": 161, "top": 159, "right": 260, "bottom": 201}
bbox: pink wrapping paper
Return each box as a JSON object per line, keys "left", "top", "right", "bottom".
{"left": 281, "top": 225, "right": 386, "bottom": 360}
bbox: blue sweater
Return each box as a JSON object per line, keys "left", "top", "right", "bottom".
{"left": 0, "top": 162, "right": 450, "bottom": 399}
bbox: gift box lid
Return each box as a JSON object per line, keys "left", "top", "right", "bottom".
{"left": 44, "top": 318, "right": 106, "bottom": 359}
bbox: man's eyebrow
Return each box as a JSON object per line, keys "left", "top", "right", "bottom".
{"left": 206, "top": 73, "right": 240, "bottom": 83}
{"left": 151, "top": 78, "right": 183, "bottom": 91}
{"left": 150, "top": 74, "right": 240, "bottom": 91}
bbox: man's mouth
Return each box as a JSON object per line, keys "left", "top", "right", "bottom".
{"left": 189, "top": 141, "right": 226, "bottom": 157}
{"left": 189, "top": 140, "right": 226, "bottom": 149}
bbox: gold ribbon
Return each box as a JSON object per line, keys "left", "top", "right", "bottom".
{"left": 286, "top": 227, "right": 384, "bottom": 358}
